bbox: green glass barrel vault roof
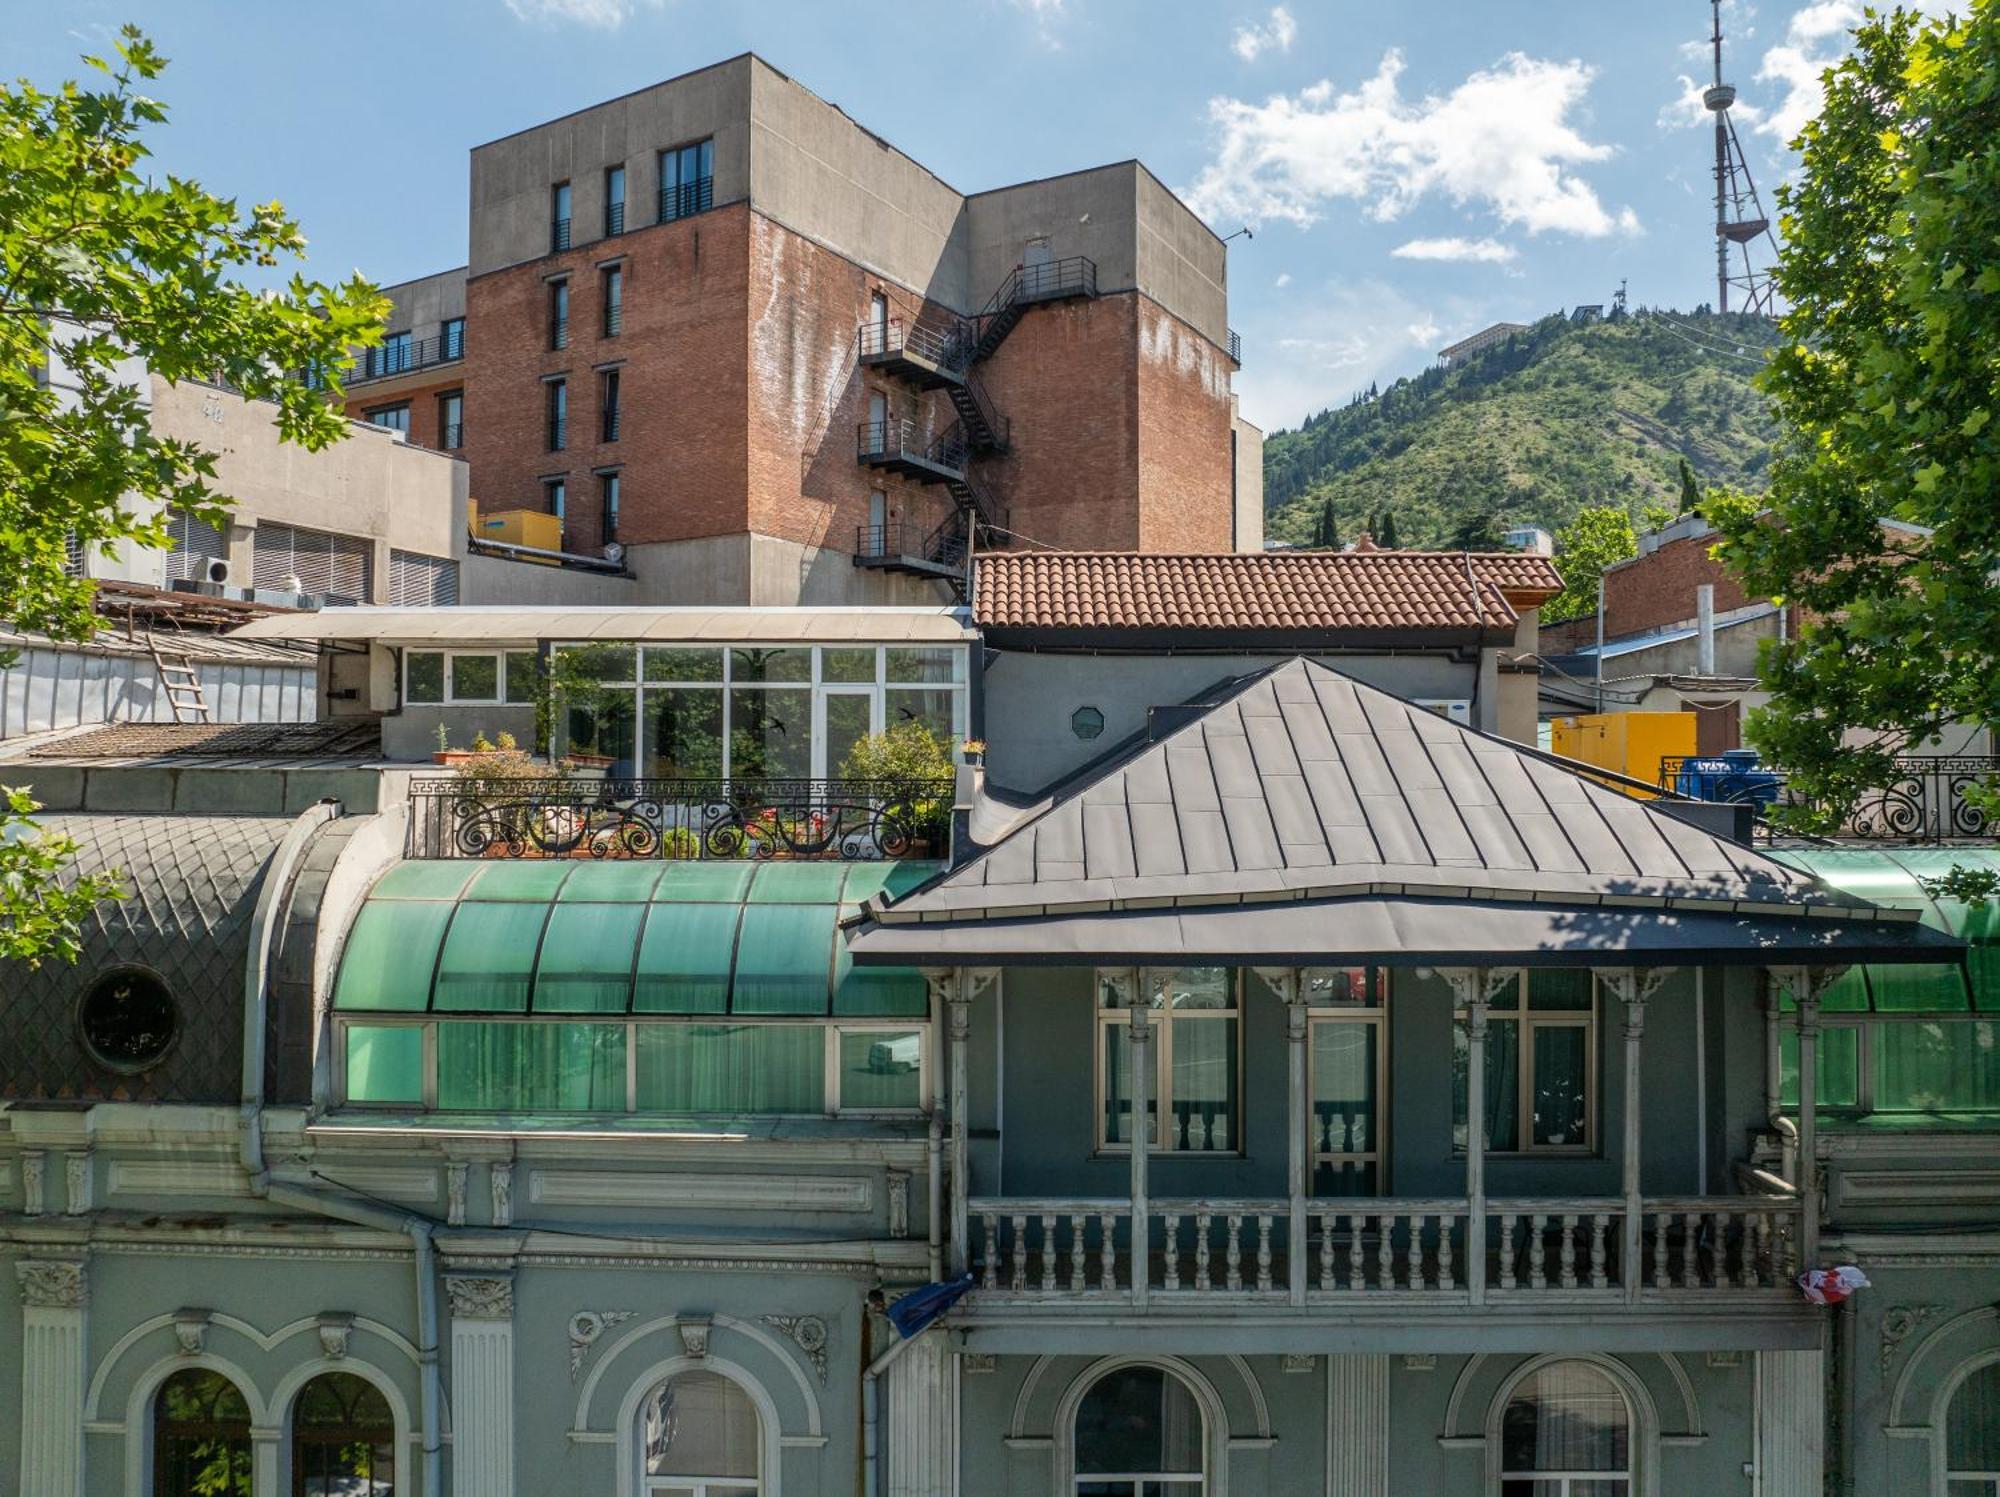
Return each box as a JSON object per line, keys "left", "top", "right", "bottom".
{"left": 1769, "top": 847, "right": 2000, "bottom": 1012}
{"left": 334, "top": 860, "right": 941, "bottom": 1018}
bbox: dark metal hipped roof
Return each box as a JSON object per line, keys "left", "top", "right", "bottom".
{"left": 845, "top": 658, "right": 1946, "bottom": 965}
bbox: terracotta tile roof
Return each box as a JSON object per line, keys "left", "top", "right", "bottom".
{"left": 973, "top": 551, "right": 1562, "bottom": 634}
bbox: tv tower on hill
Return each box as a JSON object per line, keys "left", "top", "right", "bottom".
{"left": 1704, "top": 0, "right": 1779, "bottom": 314}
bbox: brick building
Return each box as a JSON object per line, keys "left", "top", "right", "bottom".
{"left": 337, "top": 54, "right": 1258, "bottom": 605}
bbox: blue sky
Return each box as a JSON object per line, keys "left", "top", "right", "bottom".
{"left": 17, "top": 0, "right": 1902, "bottom": 431}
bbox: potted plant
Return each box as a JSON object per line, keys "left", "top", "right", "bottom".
{"left": 837, "top": 721, "right": 957, "bottom": 857}
{"left": 432, "top": 721, "right": 479, "bottom": 768}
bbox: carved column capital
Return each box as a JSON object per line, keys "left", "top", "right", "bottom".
{"left": 444, "top": 1273, "right": 514, "bottom": 1321}
{"left": 1768, "top": 965, "right": 1846, "bottom": 1028}
{"left": 172, "top": 1308, "right": 212, "bottom": 1355}
{"left": 1424, "top": 966, "right": 1514, "bottom": 1010}
{"left": 15, "top": 1258, "right": 88, "bottom": 1310}
{"left": 1597, "top": 967, "right": 1675, "bottom": 1038}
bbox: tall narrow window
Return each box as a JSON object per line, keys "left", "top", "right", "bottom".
{"left": 603, "top": 265, "right": 624, "bottom": 336}
{"left": 551, "top": 181, "right": 572, "bottom": 251}
{"left": 545, "top": 477, "right": 566, "bottom": 520}
{"left": 866, "top": 291, "right": 889, "bottom": 356}
{"left": 438, "top": 391, "right": 463, "bottom": 450}
{"left": 1307, "top": 966, "right": 1388, "bottom": 1196}
{"left": 640, "top": 1369, "right": 761, "bottom": 1495}
{"left": 547, "top": 379, "right": 567, "bottom": 452}
{"left": 369, "top": 330, "right": 412, "bottom": 379}
{"left": 1499, "top": 1361, "right": 1632, "bottom": 1494}
{"left": 292, "top": 1373, "right": 395, "bottom": 1497}
{"left": 1073, "top": 1365, "right": 1204, "bottom": 1495}
{"left": 153, "top": 1369, "right": 252, "bottom": 1496}
{"left": 658, "top": 138, "right": 715, "bottom": 223}
{"left": 441, "top": 316, "right": 466, "bottom": 360}
{"left": 549, "top": 280, "right": 570, "bottom": 351}
{"left": 604, "top": 164, "right": 626, "bottom": 236}
{"left": 1947, "top": 1360, "right": 2000, "bottom": 1495}
{"left": 601, "top": 369, "right": 621, "bottom": 442}
{"left": 1452, "top": 970, "right": 1597, "bottom": 1153}
{"left": 601, "top": 471, "right": 621, "bottom": 546}
{"left": 1097, "top": 968, "right": 1240, "bottom": 1153}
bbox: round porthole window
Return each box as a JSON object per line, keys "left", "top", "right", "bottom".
{"left": 1071, "top": 706, "right": 1106, "bottom": 741}
{"left": 76, "top": 965, "right": 181, "bottom": 1074}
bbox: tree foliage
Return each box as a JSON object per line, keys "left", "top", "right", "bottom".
{"left": 0, "top": 29, "right": 386, "bottom": 962}
{"left": 1545, "top": 506, "right": 1639, "bottom": 625}
{"left": 1711, "top": 2, "right": 2000, "bottom": 846}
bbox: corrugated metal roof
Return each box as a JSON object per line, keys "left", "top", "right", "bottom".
{"left": 228, "top": 605, "right": 976, "bottom": 645}
{"left": 25, "top": 717, "right": 379, "bottom": 761}
{"left": 866, "top": 658, "right": 1889, "bottom": 921}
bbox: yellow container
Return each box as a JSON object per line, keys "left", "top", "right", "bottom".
{"left": 476, "top": 507, "right": 563, "bottom": 564}
{"left": 1549, "top": 711, "right": 1697, "bottom": 794}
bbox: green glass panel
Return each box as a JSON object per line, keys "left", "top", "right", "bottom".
{"left": 433, "top": 903, "right": 546, "bottom": 1012}
{"left": 556, "top": 863, "right": 666, "bottom": 901}
{"left": 841, "top": 860, "right": 942, "bottom": 905}
{"left": 1528, "top": 968, "right": 1594, "bottom": 1010}
{"left": 820, "top": 647, "right": 878, "bottom": 683}
{"left": 633, "top": 902, "right": 739, "bottom": 1013}
{"left": 641, "top": 687, "right": 725, "bottom": 777}
{"left": 344, "top": 1025, "right": 424, "bottom": 1104}
{"left": 1867, "top": 963, "right": 1971, "bottom": 1013}
{"left": 1453, "top": 1017, "right": 1521, "bottom": 1150}
{"left": 727, "top": 647, "right": 811, "bottom": 683}
{"left": 732, "top": 904, "right": 834, "bottom": 1014}
{"left": 555, "top": 643, "right": 637, "bottom": 682}
{"left": 464, "top": 862, "right": 574, "bottom": 901}
{"left": 831, "top": 933, "right": 927, "bottom": 1016}
{"left": 727, "top": 686, "right": 811, "bottom": 776}
{"left": 642, "top": 646, "right": 724, "bottom": 682}
{"left": 1874, "top": 1020, "right": 2000, "bottom": 1113}
{"left": 633, "top": 1024, "right": 824, "bottom": 1113}
{"left": 333, "top": 902, "right": 454, "bottom": 1011}
{"left": 505, "top": 651, "right": 539, "bottom": 704}
{"left": 1530, "top": 1024, "right": 1589, "bottom": 1144}
{"left": 652, "top": 863, "right": 755, "bottom": 902}
{"left": 1169, "top": 1014, "right": 1237, "bottom": 1151}
{"left": 406, "top": 651, "right": 444, "bottom": 704}
{"left": 1777, "top": 1027, "right": 1862, "bottom": 1107}
{"left": 1775, "top": 848, "right": 1934, "bottom": 909}
{"left": 450, "top": 654, "right": 499, "bottom": 701}
{"left": 436, "top": 1022, "right": 626, "bottom": 1112}
{"left": 1311, "top": 1022, "right": 1377, "bottom": 1153}
{"left": 369, "top": 862, "right": 479, "bottom": 900}
{"left": 534, "top": 903, "right": 644, "bottom": 1012}
{"left": 749, "top": 863, "right": 848, "bottom": 903}
{"left": 884, "top": 646, "right": 961, "bottom": 683}
{"left": 837, "top": 1029, "right": 922, "bottom": 1110}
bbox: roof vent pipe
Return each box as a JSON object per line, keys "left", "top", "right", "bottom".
{"left": 1696, "top": 584, "right": 1716, "bottom": 676}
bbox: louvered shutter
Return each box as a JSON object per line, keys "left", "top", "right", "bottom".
{"left": 166, "top": 510, "right": 228, "bottom": 582}
{"left": 389, "top": 550, "right": 459, "bottom": 607}
{"left": 253, "top": 523, "right": 374, "bottom": 604}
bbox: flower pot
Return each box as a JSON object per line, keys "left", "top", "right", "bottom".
{"left": 433, "top": 750, "right": 479, "bottom": 767}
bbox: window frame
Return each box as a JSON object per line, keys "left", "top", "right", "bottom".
{"left": 550, "top": 279, "right": 571, "bottom": 351}
{"left": 637, "top": 1368, "right": 764, "bottom": 1497}
{"left": 547, "top": 378, "right": 568, "bottom": 451}
{"left": 1454, "top": 970, "right": 1600, "bottom": 1156}
{"left": 334, "top": 1012, "right": 931, "bottom": 1118}
{"left": 1092, "top": 967, "right": 1244, "bottom": 1157}
{"left": 1779, "top": 1013, "right": 2000, "bottom": 1122}
{"left": 604, "top": 165, "right": 627, "bottom": 237}
{"left": 1487, "top": 1355, "right": 1639, "bottom": 1497}
{"left": 441, "top": 317, "right": 466, "bottom": 361}
{"left": 1305, "top": 967, "right": 1390, "bottom": 1195}
{"left": 287, "top": 1370, "right": 398, "bottom": 1497}
{"left": 601, "top": 367, "right": 622, "bottom": 442}
{"left": 599, "top": 469, "right": 623, "bottom": 546}
{"left": 1939, "top": 1351, "right": 2000, "bottom": 1497}
{"left": 603, "top": 265, "right": 624, "bottom": 336}
{"left": 403, "top": 648, "right": 537, "bottom": 707}
{"left": 438, "top": 390, "right": 464, "bottom": 450}
{"left": 1063, "top": 1359, "right": 1212, "bottom": 1497}
{"left": 364, "top": 403, "right": 410, "bottom": 434}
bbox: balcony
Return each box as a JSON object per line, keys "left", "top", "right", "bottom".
{"left": 1227, "top": 328, "right": 1242, "bottom": 365}
{"left": 406, "top": 775, "right": 956, "bottom": 861}
{"left": 342, "top": 331, "right": 466, "bottom": 387}
{"left": 858, "top": 317, "right": 972, "bottom": 390}
{"left": 857, "top": 419, "right": 968, "bottom": 486}
{"left": 1659, "top": 753, "right": 1999, "bottom": 842}
{"left": 853, "top": 519, "right": 967, "bottom": 582}
{"left": 551, "top": 216, "right": 571, "bottom": 253}
{"left": 657, "top": 175, "right": 714, "bottom": 225}
{"left": 605, "top": 200, "right": 625, "bottom": 237}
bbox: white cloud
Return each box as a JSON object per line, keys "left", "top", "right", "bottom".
{"left": 1658, "top": 72, "right": 1763, "bottom": 130}
{"left": 1184, "top": 50, "right": 1637, "bottom": 239}
{"left": 1011, "top": 0, "right": 1069, "bottom": 49}
{"left": 1407, "top": 317, "right": 1443, "bottom": 346}
{"left": 1753, "top": 0, "right": 1960, "bottom": 141}
{"left": 1232, "top": 6, "right": 1298, "bottom": 62}
{"left": 1391, "top": 236, "right": 1518, "bottom": 263}
{"left": 1274, "top": 272, "right": 1293, "bottom": 288}
{"left": 503, "top": 0, "right": 660, "bottom": 25}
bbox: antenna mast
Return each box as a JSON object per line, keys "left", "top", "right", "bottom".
{"left": 1704, "top": 0, "right": 1779, "bottom": 315}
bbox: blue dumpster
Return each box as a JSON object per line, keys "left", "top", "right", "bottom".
{"left": 1673, "top": 749, "right": 1783, "bottom": 810}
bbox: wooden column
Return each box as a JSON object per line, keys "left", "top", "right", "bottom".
{"left": 1770, "top": 966, "right": 1839, "bottom": 1269}
{"left": 1597, "top": 968, "right": 1672, "bottom": 1304}
{"left": 1280, "top": 970, "right": 1309, "bottom": 1304}
{"left": 1432, "top": 969, "right": 1496, "bottom": 1304}
{"left": 1129, "top": 995, "right": 1152, "bottom": 1309}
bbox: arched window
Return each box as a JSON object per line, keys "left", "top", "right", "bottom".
{"left": 154, "top": 1369, "right": 252, "bottom": 1497}
{"left": 292, "top": 1372, "right": 396, "bottom": 1496}
{"left": 640, "top": 1370, "right": 761, "bottom": 1496}
{"left": 1073, "top": 1364, "right": 1205, "bottom": 1495}
{"left": 1947, "top": 1359, "right": 2000, "bottom": 1494}
{"left": 1499, "top": 1360, "right": 1632, "bottom": 1495}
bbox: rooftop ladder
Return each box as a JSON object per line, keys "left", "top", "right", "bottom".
{"left": 143, "top": 618, "right": 212, "bottom": 724}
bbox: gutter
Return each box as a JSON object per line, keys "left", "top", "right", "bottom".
{"left": 237, "top": 800, "right": 445, "bottom": 1497}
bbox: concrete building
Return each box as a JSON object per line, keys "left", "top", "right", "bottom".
{"left": 1437, "top": 322, "right": 1528, "bottom": 367}
{"left": 337, "top": 54, "right": 1255, "bottom": 605}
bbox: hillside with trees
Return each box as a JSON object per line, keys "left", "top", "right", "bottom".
{"left": 1262, "top": 309, "right": 1783, "bottom": 549}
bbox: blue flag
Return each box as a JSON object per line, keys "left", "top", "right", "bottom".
{"left": 886, "top": 1273, "right": 974, "bottom": 1338}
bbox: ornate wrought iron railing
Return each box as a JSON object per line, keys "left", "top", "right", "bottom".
{"left": 407, "top": 776, "right": 956, "bottom": 861}
{"left": 1659, "top": 754, "right": 1998, "bottom": 842}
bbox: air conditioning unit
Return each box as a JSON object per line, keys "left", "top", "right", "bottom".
{"left": 203, "top": 557, "right": 232, "bottom": 585}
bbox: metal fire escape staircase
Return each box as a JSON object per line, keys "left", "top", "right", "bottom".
{"left": 855, "top": 256, "right": 1098, "bottom": 595}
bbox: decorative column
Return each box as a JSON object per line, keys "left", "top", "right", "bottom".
{"left": 15, "top": 1257, "right": 87, "bottom": 1497}
{"left": 1431, "top": 968, "right": 1501, "bottom": 1305}
{"left": 1327, "top": 1353, "right": 1390, "bottom": 1497}
{"left": 932, "top": 969, "right": 972, "bottom": 1277}
{"left": 1770, "top": 966, "right": 1841, "bottom": 1268}
{"left": 1597, "top": 968, "right": 1672, "bottom": 1303}
{"left": 1128, "top": 989, "right": 1152, "bottom": 1309}
{"left": 885, "top": 1330, "right": 958, "bottom": 1497}
{"left": 445, "top": 1273, "right": 515, "bottom": 1497}
{"left": 1278, "top": 970, "right": 1310, "bottom": 1305}
{"left": 1755, "top": 1348, "right": 1824, "bottom": 1497}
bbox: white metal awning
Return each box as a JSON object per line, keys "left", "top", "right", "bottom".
{"left": 226, "top": 605, "right": 976, "bottom": 647}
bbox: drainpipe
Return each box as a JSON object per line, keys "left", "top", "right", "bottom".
{"left": 926, "top": 1115, "right": 944, "bottom": 1283}
{"left": 862, "top": 1324, "right": 933, "bottom": 1497}
{"left": 236, "top": 801, "right": 444, "bottom": 1497}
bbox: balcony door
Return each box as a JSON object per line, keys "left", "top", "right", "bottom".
{"left": 816, "top": 686, "right": 877, "bottom": 781}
